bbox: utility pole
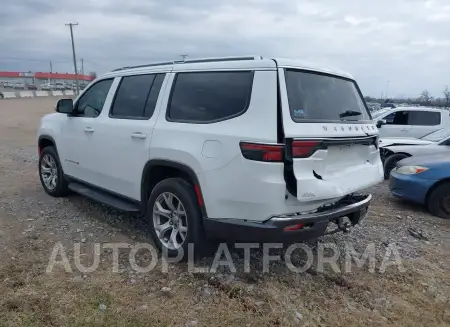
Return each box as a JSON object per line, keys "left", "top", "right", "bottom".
{"left": 49, "top": 61, "right": 52, "bottom": 84}
{"left": 81, "top": 58, "right": 84, "bottom": 76}
{"left": 65, "top": 22, "right": 79, "bottom": 94}
{"left": 385, "top": 80, "right": 390, "bottom": 100}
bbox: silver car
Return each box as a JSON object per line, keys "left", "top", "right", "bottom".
{"left": 381, "top": 135, "right": 450, "bottom": 178}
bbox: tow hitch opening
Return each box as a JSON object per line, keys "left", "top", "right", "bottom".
{"left": 325, "top": 217, "right": 354, "bottom": 236}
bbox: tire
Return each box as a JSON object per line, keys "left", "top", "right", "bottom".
{"left": 383, "top": 153, "right": 408, "bottom": 179}
{"left": 38, "top": 146, "right": 70, "bottom": 197}
{"left": 427, "top": 183, "right": 450, "bottom": 219}
{"left": 147, "top": 178, "right": 206, "bottom": 260}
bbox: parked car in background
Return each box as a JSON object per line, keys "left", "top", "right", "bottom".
{"left": 2, "top": 82, "right": 14, "bottom": 89}
{"left": 54, "top": 82, "right": 65, "bottom": 91}
{"left": 381, "top": 135, "right": 450, "bottom": 178}
{"left": 374, "top": 107, "right": 449, "bottom": 140}
{"left": 381, "top": 102, "right": 396, "bottom": 108}
{"left": 366, "top": 102, "right": 381, "bottom": 112}
{"left": 0, "top": 92, "right": 4, "bottom": 99}
{"left": 37, "top": 55, "right": 383, "bottom": 258}
{"left": 27, "top": 84, "right": 38, "bottom": 90}
{"left": 14, "top": 83, "right": 25, "bottom": 90}
{"left": 390, "top": 154, "right": 450, "bottom": 219}
{"left": 379, "top": 137, "right": 434, "bottom": 148}
{"left": 41, "top": 84, "right": 55, "bottom": 91}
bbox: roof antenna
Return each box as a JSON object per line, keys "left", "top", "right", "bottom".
{"left": 180, "top": 54, "right": 188, "bottom": 62}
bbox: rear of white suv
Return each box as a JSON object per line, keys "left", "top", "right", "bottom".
{"left": 37, "top": 56, "right": 383, "bottom": 257}
{"left": 195, "top": 60, "right": 383, "bottom": 242}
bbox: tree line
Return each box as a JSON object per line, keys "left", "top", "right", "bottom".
{"left": 365, "top": 86, "right": 450, "bottom": 108}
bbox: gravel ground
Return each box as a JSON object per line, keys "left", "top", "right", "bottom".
{"left": 0, "top": 98, "right": 449, "bottom": 327}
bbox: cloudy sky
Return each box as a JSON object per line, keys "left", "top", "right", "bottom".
{"left": 1, "top": 0, "right": 450, "bottom": 97}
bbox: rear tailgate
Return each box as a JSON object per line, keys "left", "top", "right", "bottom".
{"left": 278, "top": 68, "right": 383, "bottom": 204}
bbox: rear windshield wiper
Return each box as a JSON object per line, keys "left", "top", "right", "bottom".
{"left": 339, "top": 110, "right": 362, "bottom": 118}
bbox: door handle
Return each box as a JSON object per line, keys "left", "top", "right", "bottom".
{"left": 131, "top": 132, "right": 147, "bottom": 139}
{"left": 84, "top": 127, "right": 94, "bottom": 133}
{"left": 400, "top": 128, "right": 408, "bottom": 131}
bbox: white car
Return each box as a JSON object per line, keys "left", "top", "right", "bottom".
{"left": 14, "top": 82, "right": 25, "bottom": 89}
{"left": 41, "top": 84, "right": 54, "bottom": 91}
{"left": 54, "top": 83, "right": 65, "bottom": 91}
{"left": 37, "top": 56, "right": 383, "bottom": 257}
{"left": 373, "top": 106, "right": 450, "bottom": 140}
{"left": 380, "top": 135, "right": 450, "bottom": 178}
{"left": 379, "top": 137, "right": 434, "bottom": 148}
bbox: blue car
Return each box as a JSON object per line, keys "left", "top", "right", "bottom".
{"left": 389, "top": 154, "right": 450, "bottom": 219}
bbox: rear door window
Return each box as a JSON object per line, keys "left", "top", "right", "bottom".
{"left": 284, "top": 69, "right": 370, "bottom": 122}
{"left": 167, "top": 71, "right": 254, "bottom": 123}
{"left": 408, "top": 111, "right": 441, "bottom": 126}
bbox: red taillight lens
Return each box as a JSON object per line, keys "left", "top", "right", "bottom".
{"left": 292, "top": 140, "right": 322, "bottom": 158}
{"left": 284, "top": 223, "right": 306, "bottom": 231}
{"left": 240, "top": 142, "right": 284, "bottom": 162}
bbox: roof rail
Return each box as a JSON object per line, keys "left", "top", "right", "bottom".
{"left": 182, "top": 55, "right": 263, "bottom": 64}
{"left": 112, "top": 61, "right": 175, "bottom": 72}
{"left": 112, "top": 55, "right": 263, "bottom": 72}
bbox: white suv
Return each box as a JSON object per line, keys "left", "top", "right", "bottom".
{"left": 37, "top": 56, "right": 383, "bottom": 256}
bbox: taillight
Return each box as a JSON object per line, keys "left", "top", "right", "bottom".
{"left": 292, "top": 140, "right": 322, "bottom": 158}
{"left": 239, "top": 142, "right": 284, "bottom": 162}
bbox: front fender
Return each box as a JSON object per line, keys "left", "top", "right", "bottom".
{"left": 37, "top": 113, "right": 64, "bottom": 149}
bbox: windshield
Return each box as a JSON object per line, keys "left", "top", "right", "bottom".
{"left": 284, "top": 69, "right": 370, "bottom": 122}
{"left": 422, "top": 129, "right": 450, "bottom": 142}
{"left": 372, "top": 108, "right": 390, "bottom": 119}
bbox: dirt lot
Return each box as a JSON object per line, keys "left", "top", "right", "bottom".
{"left": 0, "top": 98, "right": 449, "bottom": 327}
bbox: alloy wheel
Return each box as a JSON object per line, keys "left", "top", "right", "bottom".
{"left": 152, "top": 192, "right": 188, "bottom": 250}
{"left": 41, "top": 154, "right": 58, "bottom": 190}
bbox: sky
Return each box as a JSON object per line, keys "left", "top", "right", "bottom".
{"left": 1, "top": 0, "right": 450, "bottom": 98}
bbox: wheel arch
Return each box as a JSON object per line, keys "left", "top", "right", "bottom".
{"left": 384, "top": 152, "right": 412, "bottom": 166}
{"left": 141, "top": 159, "right": 207, "bottom": 218}
{"left": 38, "top": 135, "right": 58, "bottom": 155}
{"left": 390, "top": 151, "right": 412, "bottom": 158}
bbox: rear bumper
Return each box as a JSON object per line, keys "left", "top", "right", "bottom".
{"left": 203, "top": 194, "right": 371, "bottom": 242}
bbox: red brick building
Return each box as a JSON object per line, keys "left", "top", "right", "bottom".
{"left": 0, "top": 71, "right": 94, "bottom": 86}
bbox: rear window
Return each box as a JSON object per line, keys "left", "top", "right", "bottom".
{"left": 284, "top": 69, "right": 370, "bottom": 122}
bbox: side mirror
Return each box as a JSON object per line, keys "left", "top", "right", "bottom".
{"left": 56, "top": 98, "right": 74, "bottom": 114}
{"left": 376, "top": 119, "right": 386, "bottom": 128}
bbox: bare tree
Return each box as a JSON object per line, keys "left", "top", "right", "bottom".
{"left": 419, "top": 90, "right": 433, "bottom": 105}
{"left": 444, "top": 85, "right": 450, "bottom": 107}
